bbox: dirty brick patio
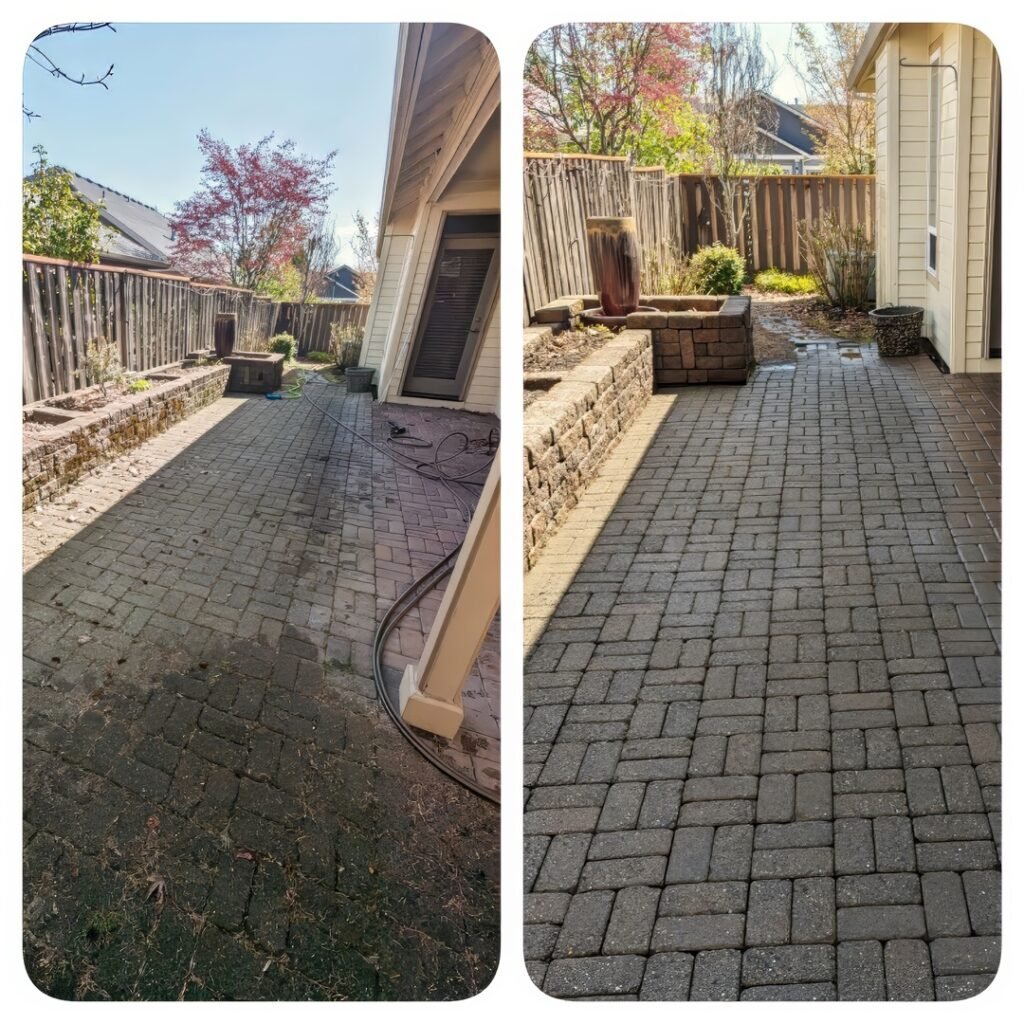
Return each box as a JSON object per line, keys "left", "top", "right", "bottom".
{"left": 524, "top": 346, "right": 1000, "bottom": 1000}
{"left": 23, "top": 378, "right": 499, "bottom": 1000}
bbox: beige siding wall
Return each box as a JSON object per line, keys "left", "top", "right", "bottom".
{"left": 895, "top": 24, "right": 930, "bottom": 318}
{"left": 874, "top": 44, "right": 891, "bottom": 301}
{"left": 877, "top": 24, "right": 999, "bottom": 372}
{"left": 360, "top": 232, "right": 411, "bottom": 371}
{"left": 965, "top": 32, "right": 998, "bottom": 372}
{"left": 463, "top": 302, "right": 500, "bottom": 413}
{"left": 381, "top": 205, "right": 446, "bottom": 403}
{"left": 923, "top": 26, "right": 957, "bottom": 362}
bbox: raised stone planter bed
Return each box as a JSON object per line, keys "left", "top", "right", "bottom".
{"left": 23, "top": 362, "right": 230, "bottom": 510}
{"left": 224, "top": 351, "right": 285, "bottom": 393}
{"left": 532, "top": 293, "right": 754, "bottom": 386}
{"left": 524, "top": 328, "right": 653, "bottom": 569}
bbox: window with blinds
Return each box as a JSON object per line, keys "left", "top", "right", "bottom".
{"left": 403, "top": 214, "right": 499, "bottom": 400}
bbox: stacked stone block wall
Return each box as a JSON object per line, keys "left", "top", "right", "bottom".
{"left": 531, "top": 294, "right": 754, "bottom": 386}
{"left": 23, "top": 364, "right": 231, "bottom": 509}
{"left": 524, "top": 329, "right": 653, "bottom": 570}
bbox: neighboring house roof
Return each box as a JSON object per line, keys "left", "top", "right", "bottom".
{"left": 322, "top": 264, "right": 361, "bottom": 301}
{"left": 67, "top": 172, "right": 176, "bottom": 269}
{"left": 378, "top": 23, "right": 500, "bottom": 236}
{"left": 754, "top": 93, "right": 825, "bottom": 163}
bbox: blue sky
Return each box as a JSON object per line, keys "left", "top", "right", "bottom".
{"left": 22, "top": 22, "right": 399, "bottom": 262}
{"left": 757, "top": 24, "right": 811, "bottom": 105}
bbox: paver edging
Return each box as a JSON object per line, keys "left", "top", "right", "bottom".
{"left": 524, "top": 328, "right": 654, "bottom": 570}
{"left": 23, "top": 363, "right": 231, "bottom": 509}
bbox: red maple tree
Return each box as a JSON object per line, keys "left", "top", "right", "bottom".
{"left": 170, "top": 130, "right": 336, "bottom": 290}
{"left": 524, "top": 23, "right": 703, "bottom": 157}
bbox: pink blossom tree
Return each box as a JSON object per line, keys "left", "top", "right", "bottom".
{"left": 524, "top": 23, "right": 702, "bottom": 158}
{"left": 170, "top": 130, "right": 336, "bottom": 290}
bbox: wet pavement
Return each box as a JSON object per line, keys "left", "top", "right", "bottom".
{"left": 524, "top": 344, "right": 1000, "bottom": 1000}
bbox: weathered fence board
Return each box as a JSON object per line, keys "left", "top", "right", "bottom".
{"left": 22, "top": 255, "right": 372, "bottom": 404}
{"left": 523, "top": 154, "right": 875, "bottom": 320}
{"left": 274, "top": 301, "right": 369, "bottom": 355}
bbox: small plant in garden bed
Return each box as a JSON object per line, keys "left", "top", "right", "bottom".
{"left": 269, "top": 333, "right": 299, "bottom": 361}
{"left": 644, "top": 246, "right": 693, "bottom": 296}
{"left": 80, "top": 337, "right": 125, "bottom": 399}
{"left": 753, "top": 268, "right": 818, "bottom": 296}
{"left": 798, "top": 214, "right": 875, "bottom": 310}
{"left": 128, "top": 379, "right": 152, "bottom": 393}
{"left": 689, "top": 243, "right": 746, "bottom": 295}
{"left": 306, "top": 350, "right": 334, "bottom": 364}
{"left": 329, "top": 323, "right": 364, "bottom": 369}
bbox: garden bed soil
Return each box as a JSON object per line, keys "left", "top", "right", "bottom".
{"left": 23, "top": 362, "right": 231, "bottom": 509}
{"left": 747, "top": 293, "right": 874, "bottom": 363}
{"left": 523, "top": 327, "right": 617, "bottom": 375}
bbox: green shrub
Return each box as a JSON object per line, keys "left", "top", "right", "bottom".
{"left": 753, "top": 268, "right": 818, "bottom": 295}
{"left": 128, "top": 378, "right": 152, "bottom": 393}
{"left": 689, "top": 243, "right": 746, "bottom": 295}
{"left": 306, "top": 350, "right": 334, "bottom": 364}
{"left": 269, "top": 333, "right": 298, "bottom": 361}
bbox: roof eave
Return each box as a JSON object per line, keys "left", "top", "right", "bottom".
{"left": 848, "top": 23, "right": 893, "bottom": 92}
{"left": 377, "top": 23, "right": 428, "bottom": 249}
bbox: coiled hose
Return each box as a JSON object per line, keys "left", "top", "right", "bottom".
{"left": 297, "top": 371, "right": 500, "bottom": 803}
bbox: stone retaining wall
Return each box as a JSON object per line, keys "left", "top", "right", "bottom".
{"left": 532, "top": 293, "right": 754, "bottom": 385}
{"left": 23, "top": 364, "right": 231, "bottom": 509}
{"left": 524, "top": 329, "right": 653, "bottom": 570}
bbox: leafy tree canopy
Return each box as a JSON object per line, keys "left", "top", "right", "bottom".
{"left": 169, "top": 130, "right": 336, "bottom": 290}
{"left": 22, "top": 145, "right": 103, "bottom": 262}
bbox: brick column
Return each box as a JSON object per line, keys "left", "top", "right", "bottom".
{"left": 399, "top": 456, "right": 500, "bottom": 738}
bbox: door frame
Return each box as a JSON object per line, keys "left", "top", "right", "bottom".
{"left": 401, "top": 214, "right": 500, "bottom": 401}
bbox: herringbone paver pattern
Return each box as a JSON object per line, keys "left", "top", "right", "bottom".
{"left": 24, "top": 382, "right": 499, "bottom": 999}
{"left": 525, "top": 347, "right": 1000, "bottom": 1000}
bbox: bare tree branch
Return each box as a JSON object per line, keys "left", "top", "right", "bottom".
{"left": 33, "top": 22, "right": 116, "bottom": 42}
{"left": 700, "top": 24, "right": 778, "bottom": 249}
{"left": 26, "top": 47, "right": 114, "bottom": 89}
{"left": 24, "top": 22, "right": 117, "bottom": 119}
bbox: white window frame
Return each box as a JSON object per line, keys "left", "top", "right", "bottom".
{"left": 926, "top": 45, "right": 942, "bottom": 276}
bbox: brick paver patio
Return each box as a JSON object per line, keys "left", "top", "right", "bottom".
{"left": 524, "top": 346, "right": 1000, "bottom": 1000}
{"left": 24, "top": 378, "right": 499, "bottom": 999}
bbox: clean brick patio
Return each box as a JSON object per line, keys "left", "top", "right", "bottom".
{"left": 524, "top": 345, "right": 1000, "bottom": 1000}
{"left": 24, "top": 379, "right": 499, "bottom": 1000}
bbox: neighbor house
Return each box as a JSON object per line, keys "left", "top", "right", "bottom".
{"left": 321, "top": 263, "right": 362, "bottom": 301}
{"left": 358, "top": 23, "right": 500, "bottom": 414}
{"left": 68, "top": 173, "right": 177, "bottom": 271}
{"left": 850, "top": 24, "right": 1001, "bottom": 372}
{"left": 753, "top": 94, "right": 826, "bottom": 174}
{"left": 360, "top": 23, "right": 501, "bottom": 741}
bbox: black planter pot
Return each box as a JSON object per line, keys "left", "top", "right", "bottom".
{"left": 344, "top": 366, "right": 374, "bottom": 393}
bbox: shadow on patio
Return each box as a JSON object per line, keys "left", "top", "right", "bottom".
{"left": 524, "top": 346, "right": 1000, "bottom": 1001}
{"left": 23, "top": 374, "right": 499, "bottom": 1000}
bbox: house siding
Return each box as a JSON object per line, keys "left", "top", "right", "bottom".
{"left": 360, "top": 232, "right": 411, "bottom": 372}
{"left": 872, "top": 24, "right": 999, "bottom": 373}
{"left": 965, "top": 32, "right": 997, "bottom": 371}
{"left": 875, "top": 45, "right": 891, "bottom": 300}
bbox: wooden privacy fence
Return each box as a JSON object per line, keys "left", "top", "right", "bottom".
{"left": 23, "top": 255, "right": 370, "bottom": 404}
{"left": 275, "top": 300, "right": 368, "bottom": 355}
{"left": 523, "top": 153, "right": 875, "bottom": 320}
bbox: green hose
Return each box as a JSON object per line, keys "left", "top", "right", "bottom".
{"left": 266, "top": 371, "right": 312, "bottom": 400}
